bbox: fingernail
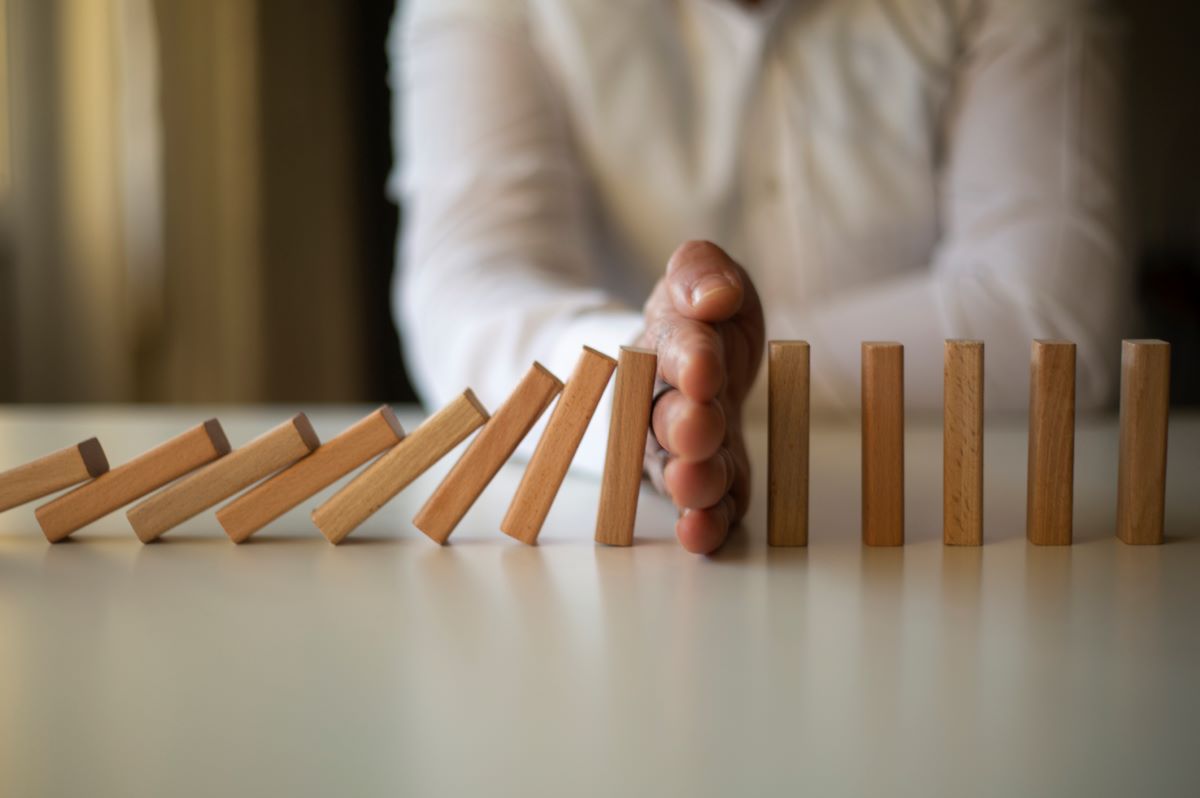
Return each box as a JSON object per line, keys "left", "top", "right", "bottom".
{"left": 689, "top": 275, "right": 737, "bottom": 307}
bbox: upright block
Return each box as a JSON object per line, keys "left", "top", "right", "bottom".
{"left": 1116, "top": 339, "right": 1170, "bottom": 545}
{"left": 312, "top": 390, "right": 489, "bottom": 544}
{"left": 1026, "top": 340, "right": 1075, "bottom": 546}
{"left": 127, "top": 414, "right": 319, "bottom": 543}
{"left": 595, "top": 346, "right": 657, "bottom": 546}
{"left": 501, "top": 347, "right": 616, "bottom": 544}
{"left": 217, "top": 406, "right": 405, "bottom": 543}
{"left": 414, "top": 363, "right": 563, "bottom": 543}
{"left": 943, "top": 340, "right": 984, "bottom": 546}
{"left": 768, "top": 341, "right": 810, "bottom": 547}
{"left": 862, "top": 342, "right": 904, "bottom": 546}
{"left": 35, "top": 420, "right": 230, "bottom": 542}
{"left": 0, "top": 438, "right": 109, "bottom": 513}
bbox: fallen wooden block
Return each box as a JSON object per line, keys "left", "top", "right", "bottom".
{"left": 768, "top": 340, "right": 810, "bottom": 547}
{"left": 943, "top": 340, "right": 984, "bottom": 546}
{"left": 312, "top": 390, "right": 489, "bottom": 544}
{"left": 862, "top": 341, "right": 904, "bottom": 546}
{"left": 0, "top": 438, "right": 110, "bottom": 514}
{"left": 1116, "top": 339, "right": 1170, "bottom": 545}
{"left": 1026, "top": 339, "right": 1075, "bottom": 546}
{"left": 414, "top": 363, "right": 563, "bottom": 544}
{"left": 594, "top": 346, "right": 657, "bottom": 546}
{"left": 216, "top": 406, "right": 405, "bottom": 543}
{"left": 35, "top": 420, "right": 230, "bottom": 542}
{"left": 501, "top": 347, "right": 616, "bottom": 544}
{"left": 127, "top": 414, "right": 320, "bottom": 543}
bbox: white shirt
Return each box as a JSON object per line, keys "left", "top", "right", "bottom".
{"left": 389, "top": 0, "right": 1127, "bottom": 474}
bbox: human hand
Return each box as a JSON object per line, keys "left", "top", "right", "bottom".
{"left": 635, "top": 241, "right": 765, "bottom": 553}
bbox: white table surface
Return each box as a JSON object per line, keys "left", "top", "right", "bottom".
{"left": 1, "top": 405, "right": 1198, "bottom": 797}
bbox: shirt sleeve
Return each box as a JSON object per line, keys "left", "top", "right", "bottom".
{"left": 775, "top": 0, "right": 1129, "bottom": 414}
{"left": 391, "top": 0, "right": 643, "bottom": 475}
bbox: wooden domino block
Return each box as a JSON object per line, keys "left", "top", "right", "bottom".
{"left": 1116, "top": 339, "right": 1170, "bottom": 545}
{"left": 127, "top": 414, "right": 320, "bottom": 543}
{"left": 943, "top": 340, "right": 984, "bottom": 546}
{"left": 768, "top": 340, "right": 809, "bottom": 547}
{"left": 595, "top": 346, "right": 657, "bottom": 546}
{"left": 862, "top": 342, "right": 904, "bottom": 547}
{"left": 501, "top": 347, "right": 617, "bottom": 544}
{"left": 414, "top": 364, "right": 563, "bottom": 544}
{"left": 216, "top": 406, "right": 406, "bottom": 543}
{"left": 0, "top": 438, "right": 109, "bottom": 513}
{"left": 35, "top": 420, "right": 230, "bottom": 542}
{"left": 1026, "top": 340, "right": 1075, "bottom": 546}
{"left": 312, "top": 390, "right": 489, "bottom": 544}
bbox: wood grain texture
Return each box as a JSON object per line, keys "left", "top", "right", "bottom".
{"left": 1116, "top": 339, "right": 1170, "bottom": 545}
{"left": 501, "top": 348, "right": 616, "bottom": 544}
{"left": 127, "top": 414, "right": 320, "bottom": 543}
{"left": 595, "top": 347, "right": 657, "bottom": 546}
{"left": 35, "top": 420, "right": 231, "bottom": 542}
{"left": 217, "top": 406, "right": 405, "bottom": 543}
{"left": 0, "top": 438, "right": 110, "bottom": 513}
{"left": 1026, "top": 340, "right": 1075, "bottom": 546}
{"left": 768, "top": 341, "right": 810, "bottom": 547}
{"left": 414, "top": 363, "right": 563, "bottom": 544}
{"left": 312, "top": 390, "right": 489, "bottom": 545}
{"left": 943, "top": 340, "right": 984, "bottom": 546}
{"left": 862, "top": 342, "right": 904, "bottom": 547}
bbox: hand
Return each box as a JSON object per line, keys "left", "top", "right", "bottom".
{"left": 635, "top": 241, "right": 765, "bottom": 553}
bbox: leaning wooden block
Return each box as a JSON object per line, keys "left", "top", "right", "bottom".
{"left": 595, "top": 346, "right": 657, "bottom": 546}
{"left": 1026, "top": 340, "right": 1075, "bottom": 546}
{"left": 35, "top": 420, "right": 230, "bottom": 542}
{"left": 1116, "top": 339, "right": 1170, "bottom": 545}
{"left": 768, "top": 341, "right": 810, "bottom": 547}
{"left": 312, "top": 390, "right": 489, "bottom": 545}
{"left": 0, "top": 438, "right": 109, "bottom": 514}
{"left": 943, "top": 340, "right": 984, "bottom": 546}
{"left": 414, "top": 363, "right": 563, "bottom": 544}
{"left": 127, "top": 414, "right": 320, "bottom": 543}
{"left": 217, "top": 406, "right": 405, "bottom": 543}
{"left": 862, "top": 342, "right": 904, "bottom": 547}
{"left": 501, "top": 347, "right": 616, "bottom": 544}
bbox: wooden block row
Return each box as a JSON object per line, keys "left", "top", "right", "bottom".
{"left": 36, "top": 421, "right": 231, "bottom": 542}
{"left": 128, "top": 414, "right": 320, "bottom": 542}
{"left": 414, "top": 363, "right": 563, "bottom": 543}
{"left": 1, "top": 438, "right": 109, "bottom": 514}
{"left": 217, "top": 406, "right": 405, "bottom": 543}
{"left": 313, "top": 390, "right": 490, "bottom": 544}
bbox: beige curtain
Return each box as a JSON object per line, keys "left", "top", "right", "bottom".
{"left": 0, "top": 0, "right": 367, "bottom": 403}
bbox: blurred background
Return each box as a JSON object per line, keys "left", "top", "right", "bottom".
{"left": 0, "top": 0, "right": 1197, "bottom": 407}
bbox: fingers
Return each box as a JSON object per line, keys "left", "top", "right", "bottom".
{"left": 663, "top": 447, "right": 735, "bottom": 510}
{"left": 665, "top": 241, "right": 746, "bottom": 323}
{"left": 647, "top": 314, "right": 726, "bottom": 402}
{"left": 675, "top": 496, "right": 737, "bottom": 555}
{"left": 652, "top": 389, "right": 724, "bottom": 462}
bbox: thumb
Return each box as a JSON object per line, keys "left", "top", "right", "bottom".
{"left": 665, "top": 240, "right": 745, "bottom": 323}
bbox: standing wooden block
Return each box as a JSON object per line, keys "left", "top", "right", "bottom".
{"left": 1026, "top": 340, "right": 1076, "bottom": 546}
{"left": 862, "top": 342, "right": 904, "bottom": 547}
{"left": 35, "top": 420, "right": 230, "bottom": 542}
{"left": 127, "top": 414, "right": 320, "bottom": 543}
{"left": 501, "top": 347, "right": 617, "bottom": 544}
{"left": 768, "top": 341, "right": 810, "bottom": 547}
{"left": 312, "top": 390, "right": 489, "bottom": 544}
{"left": 216, "top": 406, "right": 406, "bottom": 543}
{"left": 414, "top": 364, "right": 563, "bottom": 544}
{"left": 943, "top": 340, "right": 984, "bottom": 546}
{"left": 0, "top": 438, "right": 109, "bottom": 513}
{"left": 1116, "top": 339, "right": 1170, "bottom": 545}
{"left": 595, "top": 346, "right": 657, "bottom": 546}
